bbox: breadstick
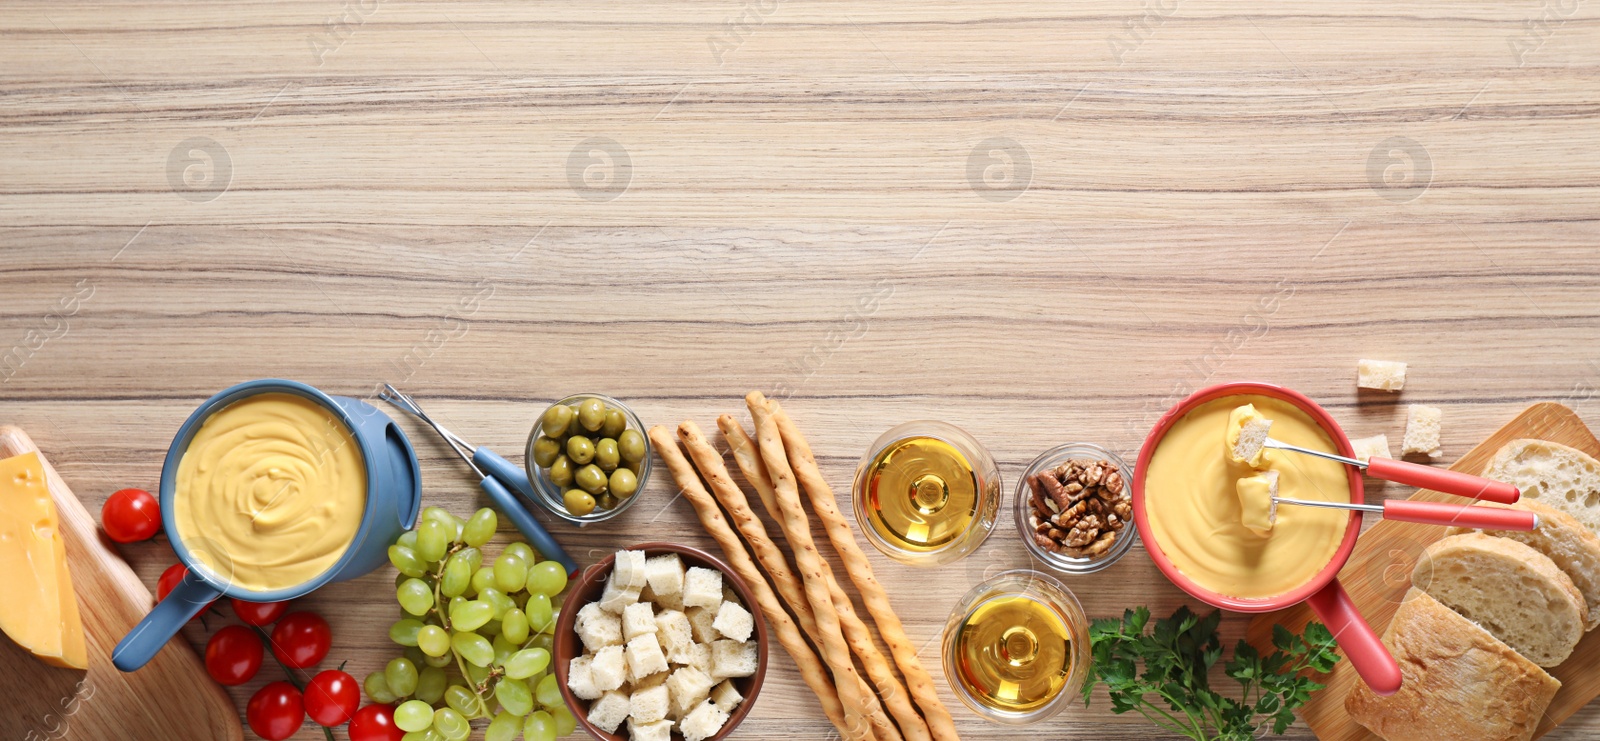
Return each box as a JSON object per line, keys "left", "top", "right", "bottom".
{"left": 744, "top": 405, "right": 904, "bottom": 741}
{"left": 646, "top": 426, "right": 854, "bottom": 739}
{"left": 679, "top": 420, "right": 822, "bottom": 646}
{"left": 763, "top": 396, "right": 961, "bottom": 741}
{"left": 715, "top": 415, "right": 933, "bottom": 741}
{"left": 717, "top": 414, "right": 783, "bottom": 537}
{"left": 685, "top": 420, "right": 932, "bottom": 741}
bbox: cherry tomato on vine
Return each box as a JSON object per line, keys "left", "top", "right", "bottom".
{"left": 156, "top": 563, "right": 213, "bottom": 622}
{"left": 204, "top": 625, "right": 263, "bottom": 686}
{"left": 347, "top": 704, "right": 404, "bottom": 741}
{"left": 231, "top": 599, "right": 289, "bottom": 626}
{"left": 101, "top": 488, "right": 160, "bottom": 543}
{"left": 246, "top": 681, "right": 304, "bottom": 741}
{"left": 270, "top": 611, "right": 331, "bottom": 669}
{"left": 304, "top": 669, "right": 361, "bottom": 727}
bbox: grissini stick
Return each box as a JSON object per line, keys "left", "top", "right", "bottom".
{"left": 678, "top": 420, "right": 823, "bottom": 646}
{"left": 646, "top": 426, "right": 854, "bottom": 739}
{"left": 692, "top": 419, "right": 933, "bottom": 741}
{"left": 744, "top": 408, "right": 905, "bottom": 741}
{"left": 759, "top": 394, "right": 961, "bottom": 741}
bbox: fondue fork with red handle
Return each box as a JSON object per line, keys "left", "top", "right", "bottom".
{"left": 1258, "top": 438, "right": 1520, "bottom": 504}
{"left": 1272, "top": 496, "right": 1539, "bottom": 530}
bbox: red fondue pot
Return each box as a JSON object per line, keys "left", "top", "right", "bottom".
{"left": 1132, "top": 381, "right": 1402, "bottom": 696}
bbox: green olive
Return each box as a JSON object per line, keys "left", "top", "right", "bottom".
{"left": 548, "top": 455, "right": 574, "bottom": 488}
{"left": 618, "top": 429, "right": 647, "bottom": 463}
{"left": 566, "top": 436, "right": 595, "bottom": 464}
{"left": 540, "top": 405, "right": 574, "bottom": 438}
{"left": 531, "top": 436, "right": 561, "bottom": 468}
{"left": 595, "top": 438, "right": 620, "bottom": 472}
{"left": 577, "top": 398, "right": 606, "bottom": 432}
{"left": 609, "top": 468, "right": 638, "bottom": 498}
{"left": 596, "top": 492, "right": 619, "bottom": 511}
{"left": 563, "top": 489, "right": 596, "bottom": 516}
{"left": 601, "top": 408, "right": 627, "bottom": 439}
{"left": 565, "top": 405, "right": 584, "bottom": 436}
{"left": 575, "top": 464, "right": 608, "bottom": 495}
{"left": 624, "top": 459, "right": 641, "bottom": 474}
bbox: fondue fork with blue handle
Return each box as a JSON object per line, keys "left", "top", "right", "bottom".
{"left": 381, "top": 385, "right": 579, "bottom": 576}
{"left": 380, "top": 386, "right": 536, "bottom": 501}
{"left": 1235, "top": 425, "right": 1521, "bottom": 504}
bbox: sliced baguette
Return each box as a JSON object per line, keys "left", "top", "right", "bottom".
{"left": 1485, "top": 438, "right": 1600, "bottom": 536}
{"left": 1447, "top": 499, "right": 1600, "bottom": 631}
{"left": 1413, "top": 533, "right": 1584, "bottom": 667}
{"left": 1346, "top": 588, "right": 1560, "bottom": 741}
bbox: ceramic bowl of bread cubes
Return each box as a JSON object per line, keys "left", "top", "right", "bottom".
{"left": 555, "top": 542, "right": 769, "bottom": 741}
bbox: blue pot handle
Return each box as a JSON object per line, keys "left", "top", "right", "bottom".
{"left": 113, "top": 570, "right": 219, "bottom": 671}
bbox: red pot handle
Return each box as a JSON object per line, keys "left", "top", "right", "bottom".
{"left": 1305, "top": 579, "right": 1401, "bottom": 696}
{"left": 1364, "top": 457, "right": 1519, "bottom": 504}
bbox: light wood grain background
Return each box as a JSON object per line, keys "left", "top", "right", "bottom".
{"left": 3, "top": 1, "right": 1598, "bottom": 739}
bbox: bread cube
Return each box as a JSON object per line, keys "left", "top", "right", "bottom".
{"left": 626, "top": 633, "right": 670, "bottom": 683}
{"left": 712, "top": 600, "right": 754, "bottom": 643}
{"left": 590, "top": 645, "right": 628, "bottom": 692}
{"left": 587, "top": 690, "right": 631, "bottom": 734}
{"left": 1357, "top": 359, "right": 1408, "bottom": 391}
{"left": 599, "top": 577, "right": 642, "bottom": 614}
{"left": 653, "top": 588, "right": 684, "bottom": 612}
{"left": 645, "top": 553, "right": 686, "bottom": 596}
{"left": 680, "top": 700, "right": 731, "bottom": 741}
{"left": 629, "top": 682, "right": 671, "bottom": 724}
{"left": 627, "top": 718, "right": 674, "bottom": 741}
{"left": 1403, "top": 405, "right": 1443, "bottom": 458}
{"left": 634, "top": 669, "right": 669, "bottom": 690}
{"left": 665, "top": 666, "right": 715, "bottom": 717}
{"left": 1350, "top": 434, "right": 1393, "bottom": 463}
{"left": 710, "top": 639, "right": 758, "bottom": 680}
{"left": 682, "top": 567, "right": 724, "bottom": 609}
{"left": 614, "top": 549, "right": 649, "bottom": 590}
{"left": 623, "top": 601, "right": 658, "bottom": 640}
{"left": 685, "top": 606, "right": 721, "bottom": 643}
{"left": 655, "top": 610, "right": 694, "bottom": 654}
{"left": 575, "top": 601, "right": 605, "bottom": 629}
{"left": 565, "top": 655, "right": 603, "bottom": 701}
{"left": 669, "top": 640, "right": 711, "bottom": 672}
{"left": 710, "top": 679, "right": 743, "bottom": 713}
{"left": 578, "top": 608, "right": 624, "bottom": 652}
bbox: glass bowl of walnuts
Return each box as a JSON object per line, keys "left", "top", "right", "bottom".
{"left": 1014, "top": 443, "right": 1137, "bottom": 575}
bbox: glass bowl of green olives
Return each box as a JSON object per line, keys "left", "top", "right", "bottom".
{"left": 524, "top": 393, "right": 651, "bottom": 525}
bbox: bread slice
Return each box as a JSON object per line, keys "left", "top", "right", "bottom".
{"left": 1346, "top": 589, "right": 1560, "bottom": 741}
{"left": 1485, "top": 438, "right": 1600, "bottom": 536}
{"left": 1447, "top": 499, "right": 1600, "bottom": 631}
{"left": 1413, "top": 533, "right": 1585, "bottom": 666}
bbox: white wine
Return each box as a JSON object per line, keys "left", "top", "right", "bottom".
{"left": 951, "top": 594, "right": 1074, "bottom": 713}
{"left": 861, "top": 436, "right": 979, "bottom": 552}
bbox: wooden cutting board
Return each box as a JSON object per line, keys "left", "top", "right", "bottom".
{"left": 0, "top": 426, "right": 242, "bottom": 741}
{"left": 1245, "top": 402, "right": 1600, "bottom": 741}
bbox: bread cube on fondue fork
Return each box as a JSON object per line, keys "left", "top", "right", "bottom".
{"left": 1237, "top": 471, "right": 1280, "bottom": 536}
{"left": 1227, "top": 404, "right": 1274, "bottom": 468}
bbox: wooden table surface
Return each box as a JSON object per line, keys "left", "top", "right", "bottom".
{"left": 3, "top": 1, "right": 1598, "bottom": 739}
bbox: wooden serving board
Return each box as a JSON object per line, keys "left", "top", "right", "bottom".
{"left": 1246, "top": 402, "right": 1600, "bottom": 741}
{"left": 0, "top": 426, "right": 242, "bottom": 741}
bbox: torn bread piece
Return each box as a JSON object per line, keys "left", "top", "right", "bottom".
{"left": 1402, "top": 404, "right": 1443, "bottom": 458}
{"left": 1350, "top": 434, "right": 1393, "bottom": 463}
{"left": 1226, "top": 404, "right": 1273, "bottom": 468}
{"left": 1357, "top": 359, "right": 1408, "bottom": 391}
{"left": 1236, "top": 471, "right": 1279, "bottom": 537}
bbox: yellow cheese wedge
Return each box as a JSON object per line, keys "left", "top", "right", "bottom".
{"left": 0, "top": 452, "right": 87, "bottom": 669}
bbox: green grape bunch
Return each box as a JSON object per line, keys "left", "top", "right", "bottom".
{"left": 369, "top": 506, "right": 578, "bottom": 741}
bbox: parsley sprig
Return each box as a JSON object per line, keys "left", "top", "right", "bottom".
{"left": 1082, "top": 606, "right": 1340, "bottom": 741}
